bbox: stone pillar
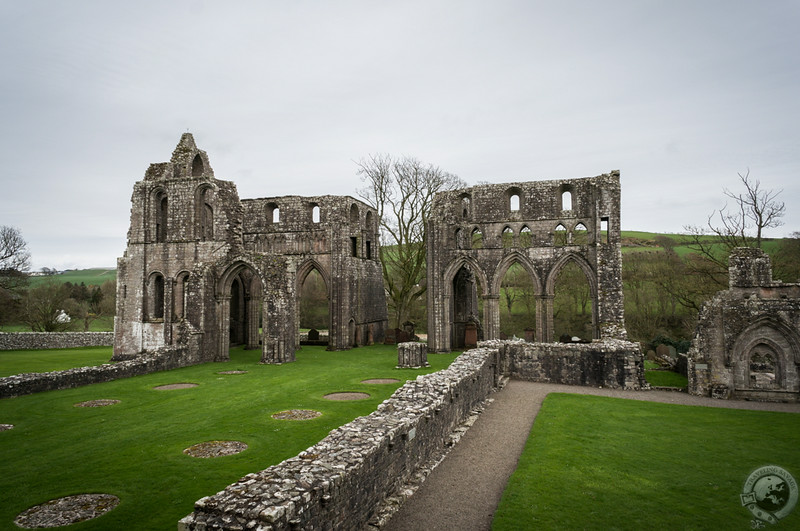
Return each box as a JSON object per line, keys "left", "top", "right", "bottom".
{"left": 542, "top": 295, "right": 554, "bottom": 343}
{"left": 484, "top": 294, "right": 500, "bottom": 340}
{"left": 163, "top": 279, "right": 174, "bottom": 345}
{"left": 216, "top": 296, "right": 231, "bottom": 361}
{"left": 397, "top": 342, "right": 429, "bottom": 368}
{"left": 246, "top": 297, "right": 260, "bottom": 350}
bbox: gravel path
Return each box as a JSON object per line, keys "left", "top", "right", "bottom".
{"left": 383, "top": 381, "right": 800, "bottom": 531}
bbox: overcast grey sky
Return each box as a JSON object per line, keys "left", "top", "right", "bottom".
{"left": 1, "top": 0, "right": 798, "bottom": 270}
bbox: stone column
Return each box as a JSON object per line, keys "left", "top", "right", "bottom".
{"left": 483, "top": 294, "right": 500, "bottom": 340}
{"left": 397, "top": 342, "right": 429, "bottom": 368}
{"left": 246, "top": 296, "right": 260, "bottom": 350}
{"left": 542, "top": 295, "right": 554, "bottom": 343}
{"left": 216, "top": 295, "right": 231, "bottom": 361}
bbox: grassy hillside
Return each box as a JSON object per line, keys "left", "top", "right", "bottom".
{"left": 28, "top": 268, "right": 116, "bottom": 287}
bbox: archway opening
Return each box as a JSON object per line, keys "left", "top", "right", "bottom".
{"left": 451, "top": 266, "right": 484, "bottom": 349}
{"left": 299, "top": 268, "right": 329, "bottom": 346}
{"left": 229, "top": 278, "right": 244, "bottom": 345}
{"left": 499, "top": 262, "right": 537, "bottom": 341}
{"left": 553, "top": 260, "right": 593, "bottom": 341}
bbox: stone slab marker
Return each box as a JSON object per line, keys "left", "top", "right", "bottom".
{"left": 397, "top": 342, "right": 429, "bottom": 368}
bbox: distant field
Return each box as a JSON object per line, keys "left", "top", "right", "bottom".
{"left": 29, "top": 268, "right": 116, "bottom": 287}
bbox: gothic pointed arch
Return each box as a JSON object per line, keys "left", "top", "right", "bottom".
{"left": 491, "top": 252, "right": 542, "bottom": 297}
{"left": 545, "top": 252, "right": 597, "bottom": 297}
{"left": 296, "top": 258, "right": 330, "bottom": 293}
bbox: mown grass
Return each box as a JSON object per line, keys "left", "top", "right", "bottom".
{"left": 0, "top": 346, "right": 113, "bottom": 377}
{"left": 0, "top": 344, "right": 458, "bottom": 530}
{"left": 493, "top": 393, "right": 800, "bottom": 530}
{"left": 645, "top": 369, "right": 689, "bottom": 388}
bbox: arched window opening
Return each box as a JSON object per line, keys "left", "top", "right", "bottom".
{"left": 312, "top": 204, "right": 321, "bottom": 223}
{"left": 350, "top": 204, "right": 359, "bottom": 224}
{"left": 191, "top": 154, "right": 204, "bottom": 177}
{"left": 561, "top": 190, "right": 573, "bottom": 211}
{"left": 554, "top": 224, "right": 567, "bottom": 246}
{"left": 749, "top": 346, "right": 778, "bottom": 389}
{"left": 519, "top": 226, "right": 532, "bottom": 247}
{"left": 471, "top": 228, "right": 483, "bottom": 249}
{"left": 156, "top": 194, "right": 168, "bottom": 243}
{"left": 502, "top": 227, "right": 515, "bottom": 248}
{"left": 299, "top": 268, "right": 329, "bottom": 345}
{"left": 553, "top": 261, "right": 592, "bottom": 341}
{"left": 273, "top": 207, "right": 280, "bottom": 224}
{"left": 266, "top": 203, "right": 279, "bottom": 224}
{"left": 510, "top": 194, "right": 520, "bottom": 211}
{"left": 500, "top": 262, "right": 537, "bottom": 341}
{"left": 573, "top": 223, "right": 588, "bottom": 245}
{"left": 452, "top": 266, "right": 484, "bottom": 349}
{"left": 461, "top": 196, "right": 471, "bottom": 219}
{"left": 149, "top": 273, "right": 165, "bottom": 320}
{"left": 202, "top": 203, "right": 214, "bottom": 240}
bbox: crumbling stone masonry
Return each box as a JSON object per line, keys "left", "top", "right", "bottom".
{"left": 688, "top": 248, "right": 800, "bottom": 402}
{"left": 427, "top": 171, "right": 627, "bottom": 352}
{"left": 0, "top": 332, "right": 113, "bottom": 350}
{"left": 113, "top": 134, "right": 388, "bottom": 363}
{"left": 179, "top": 347, "right": 501, "bottom": 530}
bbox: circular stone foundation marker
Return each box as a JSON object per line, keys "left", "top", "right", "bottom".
{"left": 217, "top": 370, "right": 248, "bottom": 374}
{"left": 323, "top": 392, "right": 370, "bottom": 401}
{"left": 14, "top": 494, "right": 120, "bottom": 528}
{"left": 0, "top": 424, "right": 13, "bottom": 432}
{"left": 272, "top": 409, "right": 322, "bottom": 420}
{"left": 360, "top": 378, "right": 401, "bottom": 384}
{"left": 153, "top": 383, "right": 198, "bottom": 390}
{"left": 74, "top": 399, "right": 120, "bottom": 408}
{"left": 183, "top": 440, "right": 248, "bottom": 458}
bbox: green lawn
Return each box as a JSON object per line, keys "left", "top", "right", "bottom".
{"left": 493, "top": 394, "right": 800, "bottom": 530}
{"left": 0, "top": 346, "right": 113, "bottom": 377}
{"left": 645, "top": 369, "right": 689, "bottom": 388}
{"left": 0, "top": 344, "right": 458, "bottom": 530}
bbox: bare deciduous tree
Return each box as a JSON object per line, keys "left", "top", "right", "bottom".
{"left": 683, "top": 170, "right": 785, "bottom": 283}
{"left": 0, "top": 225, "right": 31, "bottom": 293}
{"left": 356, "top": 154, "right": 466, "bottom": 327}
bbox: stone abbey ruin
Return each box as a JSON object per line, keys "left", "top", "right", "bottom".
{"left": 3, "top": 133, "right": 798, "bottom": 529}
{"left": 112, "top": 133, "right": 389, "bottom": 364}
{"left": 103, "top": 133, "right": 798, "bottom": 405}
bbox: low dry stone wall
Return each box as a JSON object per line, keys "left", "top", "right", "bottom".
{"left": 0, "top": 347, "right": 191, "bottom": 399}
{"left": 489, "top": 338, "right": 646, "bottom": 389}
{"left": 0, "top": 332, "right": 114, "bottom": 351}
{"left": 179, "top": 347, "right": 501, "bottom": 530}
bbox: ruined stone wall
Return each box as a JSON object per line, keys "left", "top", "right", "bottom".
{"left": 427, "top": 171, "right": 626, "bottom": 352}
{"left": 487, "top": 339, "right": 646, "bottom": 389}
{"left": 688, "top": 248, "right": 800, "bottom": 402}
{"left": 0, "top": 332, "right": 114, "bottom": 351}
{"left": 0, "top": 346, "right": 192, "bottom": 399}
{"left": 115, "top": 134, "right": 388, "bottom": 364}
{"left": 179, "top": 347, "right": 500, "bottom": 530}
{"left": 242, "top": 195, "right": 387, "bottom": 350}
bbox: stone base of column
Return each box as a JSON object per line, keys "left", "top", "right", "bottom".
{"left": 397, "top": 342, "right": 429, "bottom": 368}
